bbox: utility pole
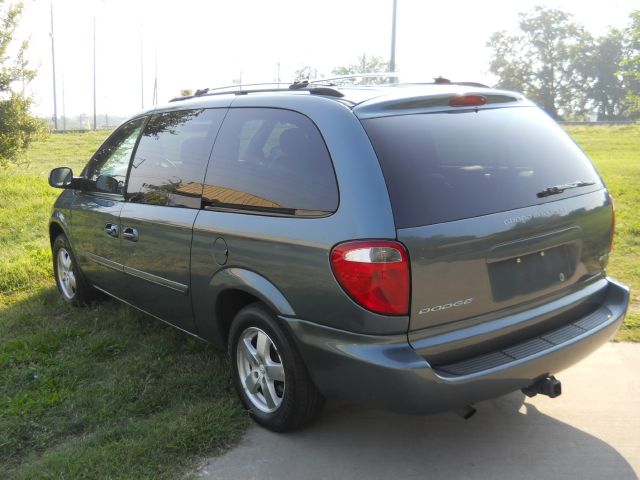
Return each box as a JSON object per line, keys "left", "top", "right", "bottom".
{"left": 62, "top": 75, "right": 66, "bottom": 131}
{"left": 277, "top": 62, "right": 280, "bottom": 83}
{"left": 152, "top": 48, "right": 158, "bottom": 105}
{"left": 140, "top": 20, "right": 144, "bottom": 109}
{"left": 390, "top": 0, "right": 397, "bottom": 73}
{"left": 50, "top": 2, "right": 58, "bottom": 130}
{"left": 93, "top": 16, "right": 97, "bottom": 130}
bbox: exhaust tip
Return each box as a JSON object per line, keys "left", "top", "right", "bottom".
{"left": 455, "top": 405, "right": 477, "bottom": 420}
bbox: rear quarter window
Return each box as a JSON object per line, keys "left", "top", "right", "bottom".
{"left": 202, "top": 108, "right": 338, "bottom": 216}
{"left": 362, "top": 107, "right": 603, "bottom": 228}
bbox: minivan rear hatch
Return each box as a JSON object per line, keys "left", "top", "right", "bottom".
{"left": 359, "top": 99, "right": 613, "bottom": 337}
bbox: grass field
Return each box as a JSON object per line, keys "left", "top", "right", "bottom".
{"left": 0, "top": 124, "right": 638, "bottom": 478}
{"left": 0, "top": 131, "right": 247, "bottom": 480}
{"left": 566, "top": 124, "right": 640, "bottom": 341}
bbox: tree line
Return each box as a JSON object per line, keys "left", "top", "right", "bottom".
{"left": 488, "top": 7, "right": 640, "bottom": 120}
{"left": 1, "top": 3, "right": 639, "bottom": 168}
{"left": 296, "top": 7, "right": 640, "bottom": 121}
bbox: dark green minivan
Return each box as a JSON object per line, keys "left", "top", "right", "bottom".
{"left": 48, "top": 81, "right": 630, "bottom": 431}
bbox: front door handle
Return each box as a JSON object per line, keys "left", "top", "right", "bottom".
{"left": 104, "top": 223, "right": 119, "bottom": 238}
{"left": 122, "top": 227, "right": 139, "bottom": 242}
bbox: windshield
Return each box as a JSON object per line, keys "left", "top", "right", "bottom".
{"left": 362, "top": 107, "right": 603, "bottom": 228}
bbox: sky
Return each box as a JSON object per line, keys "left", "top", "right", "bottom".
{"left": 13, "top": 0, "right": 639, "bottom": 120}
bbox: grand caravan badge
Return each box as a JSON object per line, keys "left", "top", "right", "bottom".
{"left": 418, "top": 298, "right": 474, "bottom": 315}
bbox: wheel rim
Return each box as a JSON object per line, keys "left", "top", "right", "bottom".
{"left": 236, "top": 327, "right": 286, "bottom": 413}
{"left": 56, "top": 247, "right": 77, "bottom": 301}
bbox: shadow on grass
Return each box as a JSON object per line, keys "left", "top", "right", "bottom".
{"left": 0, "top": 286, "right": 248, "bottom": 480}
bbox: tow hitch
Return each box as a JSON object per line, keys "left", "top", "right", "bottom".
{"left": 522, "top": 375, "right": 562, "bottom": 398}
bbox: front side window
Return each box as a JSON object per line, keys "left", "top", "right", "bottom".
{"left": 126, "top": 109, "right": 225, "bottom": 208}
{"left": 202, "top": 108, "right": 338, "bottom": 216}
{"left": 83, "top": 118, "right": 145, "bottom": 195}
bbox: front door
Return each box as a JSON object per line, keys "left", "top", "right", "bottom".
{"left": 70, "top": 117, "right": 146, "bottom": 298}
{"left": 118, "top": 108, "right": 226, "bottom": 333}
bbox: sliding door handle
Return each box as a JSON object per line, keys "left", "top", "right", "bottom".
{"left": 122, "top": 227, "right": 139, "bottom": 242}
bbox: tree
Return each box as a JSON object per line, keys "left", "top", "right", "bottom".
{"left": 584, "top": 29, "right": 627, "bottom": 120}
{"left": 0, "top": 1, "right": 44, "bottom": 168}
{"left": 620, "top": 11, "right": 640, "bottom": 119}
{"left": 330, "top": 54, "right": 392, "bottom": 84}
{"left": 293, "top": 65, "right": 320, "bottom": 82}
{"left": 487, "top": 7, "right": 592, "bottom": 119}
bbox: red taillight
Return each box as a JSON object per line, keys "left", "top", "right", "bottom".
{"left": 330, "top": 240, "right": 410, "bottom": 316}
{"left": 609, "top": 193, "right": 616, "bottom": 252}
{"left": 449, "top": 95, "right": 487, "bottom": 107}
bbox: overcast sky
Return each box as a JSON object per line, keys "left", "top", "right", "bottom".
{"left": 15, "top": 0, "right": 638, "bottom": 119}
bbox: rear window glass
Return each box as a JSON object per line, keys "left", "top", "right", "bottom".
{"left": 362, "top": 107, "right": 603, "bottom": 228}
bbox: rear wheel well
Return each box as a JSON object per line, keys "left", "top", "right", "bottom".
{"left": 216, "top": 289, "right": 261, "bottom": 347}
{"left": 49, "top": 222, "right": 64, "bottom": 246}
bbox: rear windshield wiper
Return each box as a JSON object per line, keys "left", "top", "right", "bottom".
{"left": 536, "top": 180, "right": 596, "bottom": 198}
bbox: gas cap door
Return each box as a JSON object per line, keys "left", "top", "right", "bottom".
{"left": 213, "top": 237, "right": 229, "bottom": 266}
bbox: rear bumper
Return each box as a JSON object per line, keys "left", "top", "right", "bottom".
{"left": 281, "top": 278, "right": 629, "bottom": 414}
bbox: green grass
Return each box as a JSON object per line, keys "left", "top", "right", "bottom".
{"left": 0, "top": 124, "right": 638, "bottom": 477}
{"left": 0, "top": 131, "right": 247, "bottom": 479}
{"left": 564, "top": 124, "right": 640, "bottom": 341}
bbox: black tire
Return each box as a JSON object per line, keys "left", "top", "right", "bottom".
{"left": 52, "top": 233, "right": 95, "bottom": 305}
{"left": 228, "top": 302, "right": 324, "bottom": 432}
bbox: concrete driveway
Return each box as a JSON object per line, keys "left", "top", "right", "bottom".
{"left": 199, "top": 343, "right": 639, "bottom": 479}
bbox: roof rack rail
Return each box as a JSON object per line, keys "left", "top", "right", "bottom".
{"left": 200, "top": 82, "right": 292, "bottom": 93}
{"left": 169, "top": 83, "right": 291, "bottom": 102}
{"left": 169, "top": 81, "right": 344, "bottom": 102}
{"left": 167, "top": 76, "right": 490, "bottom": 103}
{"left": 306, "top": 73, "right": 489, "bottom": 89}
{"left": 308, "top": 73, "right": 400, "bottom": 85}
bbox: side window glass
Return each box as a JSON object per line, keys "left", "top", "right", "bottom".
{"left": 126, "top": 109, "right": 225, "bottom": 208}
{"left": 83, "top": 118, "right": 145, "bottom": 195}
{"left": 203, "top": 108, "right": 338, "bottom": 215}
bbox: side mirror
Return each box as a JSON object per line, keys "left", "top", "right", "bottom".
{"left": 49, "top": 167, "right": 74, "bottom": 188}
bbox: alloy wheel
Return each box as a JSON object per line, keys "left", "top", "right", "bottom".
{"left": 56, "top": 247, "right": 77, "bottom": 301}
{"left": 236, "top": 327, "right": 286, "bottom": 413}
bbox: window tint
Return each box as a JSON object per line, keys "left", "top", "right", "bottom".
{"left": 203, "top": 108, "right": 338, "bottom": 215}
{"left": 83, "top": 118, "right": 145, "bottom": 195}
{"left": 126, "top": 109, "right": 225, "bottom": 208}
{"left": 362, "top": 107, "right": 603, "bottom": 228}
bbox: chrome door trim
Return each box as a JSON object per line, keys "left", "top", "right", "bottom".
{"left": 87, "top": 253, "right": 187, "bottom": 294}
{"left": 87, "top": 252, "right": 123, "bottom": 271}
{"left": 123, "top": 265, "right": 189, "bottom": 294}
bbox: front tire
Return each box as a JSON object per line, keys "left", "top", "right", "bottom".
{"left": 52, "top": 233, "right": 94, "bottom": 305}
{"left": 229, "top": 303, "right": 324, "bottom": 432}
